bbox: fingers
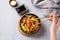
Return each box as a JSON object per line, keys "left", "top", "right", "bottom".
{"left": 49, "top": 13, "right": 58, "bottom": 24}
{"left": 53, "top": 15, "right": 58, "bottom": 24}
{"left": 53, "top": 15, "right": 56, "bottom": 22}
{"left": 49, "top": 13, "right": 54, "bottom": 21}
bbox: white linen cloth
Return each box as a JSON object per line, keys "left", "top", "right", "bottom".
{"left": 31, "top": 0, "right": 60, "bottom": 15}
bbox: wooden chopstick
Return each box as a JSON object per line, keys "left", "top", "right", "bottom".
{"left": 44, "top": 14, "right": 60, "bottom": 18}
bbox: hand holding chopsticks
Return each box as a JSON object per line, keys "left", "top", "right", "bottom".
{"left": 39, "top": 14, "right": 60, "bottom": 24}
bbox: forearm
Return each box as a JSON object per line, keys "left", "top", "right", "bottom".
{"left": 50, "top": 29, "right": 57, "bottom": 40}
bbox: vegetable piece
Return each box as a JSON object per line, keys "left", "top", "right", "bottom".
{"left": 21, "top": 23, "right": 27, "bottom": 32}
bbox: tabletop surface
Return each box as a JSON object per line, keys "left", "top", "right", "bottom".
{"left": 0, "top": 0, "right": 60, "bottom": 40}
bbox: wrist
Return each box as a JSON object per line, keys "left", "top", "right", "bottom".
{"left": 50, "top": 26, "right": 57, "bottom": 32}
{"left": 50, "top": 28, "right": 56, "bottom": 33}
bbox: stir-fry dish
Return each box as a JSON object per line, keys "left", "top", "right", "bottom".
{"left": 20, "top": 14, "right": 40, "bottom": 33}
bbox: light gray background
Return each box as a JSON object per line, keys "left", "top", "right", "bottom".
{"left": 0, "top": 0, "right": 60, "bottom": 40}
